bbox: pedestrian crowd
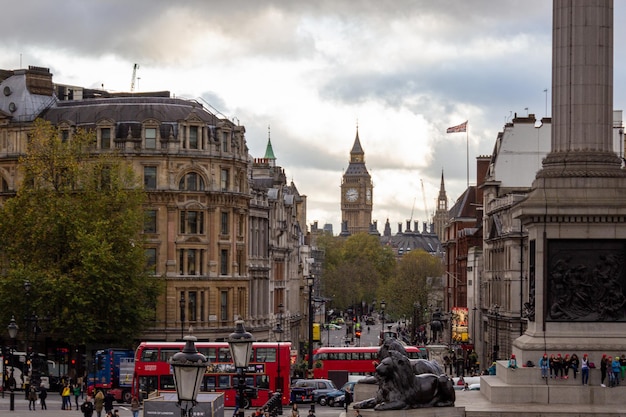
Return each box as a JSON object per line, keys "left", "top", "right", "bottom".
{"left": 538, "top": 352, "right": 626, "bottom": 387}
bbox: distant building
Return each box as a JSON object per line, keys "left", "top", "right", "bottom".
{"left": 340, "top": 128, "right": 373, "bottom": 235}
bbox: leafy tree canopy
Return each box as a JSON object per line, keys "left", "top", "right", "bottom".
{"left": 0, "top": 119, "right": 162, "bottom": 347}
{"left": 318, "top": 233, "right": 396, "bottom": 311}
{"left": 382, "top": 249, "right": 443, "bottom": 320}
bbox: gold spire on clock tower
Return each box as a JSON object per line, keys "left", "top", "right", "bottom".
{"left": 341, "top": 127, "right": 373, "bottom": 235}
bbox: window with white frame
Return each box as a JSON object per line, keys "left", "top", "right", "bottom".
{"left": 100, "top": 127, "right": 111, "bottom": 149}
{"left": 145, "top": 127, "right": 157, "bottom": 149}
{"left": 189, "top": 126, "right": 199, "bottom": 149}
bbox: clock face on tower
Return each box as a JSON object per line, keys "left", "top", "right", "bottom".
{"left": 345, "top": 188, "right": 359, "bottom": 202}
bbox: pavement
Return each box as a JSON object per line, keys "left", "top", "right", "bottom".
{"left": 0, "top": 393, "right": 133, "bottom": 417}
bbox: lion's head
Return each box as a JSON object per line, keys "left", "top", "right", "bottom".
{"left": 379, "top": 338, "right": 408, "bottom": 360}
{"left": 376, "top": 351, "right": 417, "bottom": 391}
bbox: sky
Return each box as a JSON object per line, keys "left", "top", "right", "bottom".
{"left": 2, "top": 1, "right": 625, "bottom": 234}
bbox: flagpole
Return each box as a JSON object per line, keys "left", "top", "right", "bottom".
{"left": 466, "top": 123, "right": 469, "bottom": 189}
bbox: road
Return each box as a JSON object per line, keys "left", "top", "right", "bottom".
{"left": 0, "top": 393, "right": 346, "bottom": 417}
{"left": 321, "top": 318, "right": 392, "bottom": 348}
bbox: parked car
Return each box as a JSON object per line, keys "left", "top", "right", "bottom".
{"left": 325, "top": 381, "right": 357, "bottom": 407}
{"left": 290, "top": 379, "right": 337, "bottom": 404}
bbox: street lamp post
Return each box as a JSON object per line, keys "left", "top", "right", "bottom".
{"left": 380, "top": 300, "right": 386, "bottom": 338}
{"left": 272, "top": 304, "right": 284, "bottom": 412}
{"left": 492, "top": 305, "right": 500, "bottom": 363}
{"left": 229, "top": 321, "right": 255, "bottom": 417}
{"left": 179, "top": 294, "right": 186, "bottom": 340}
{"left": 169, "top": 335, "right": 208, "bottom": 417}
{"left": 7, "top": 316, "right": 18, "bottom": 411}
{"left": 307, "top": 276, "right": 315, "bottom": 376}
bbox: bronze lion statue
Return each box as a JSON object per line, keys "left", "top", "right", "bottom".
{"left": 353, "top": 350, "right": 455, "bottom": 410}
{"left": 380, "top": 338, "right": 444, "bottom": 375}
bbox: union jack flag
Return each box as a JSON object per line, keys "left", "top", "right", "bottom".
{"left": 446, "top": 121, "right": 467, "bottom": 133}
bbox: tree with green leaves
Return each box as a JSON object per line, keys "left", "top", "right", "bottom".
{"left": 0, "top": 119, "right": 162, "bottom": 346}
{"left": 382, "top": 249, "right": 443, "bottom": 321}
{"left": 318, "top": 232, "right": 395, "bottom": 312}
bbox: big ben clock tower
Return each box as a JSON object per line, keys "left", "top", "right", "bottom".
{"left": 341, "top": 128, "right": 373, "bottom": 235}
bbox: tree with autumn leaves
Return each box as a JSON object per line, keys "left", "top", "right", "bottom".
{"left": 0, "top": 119, "right": 162, "bottom": 346}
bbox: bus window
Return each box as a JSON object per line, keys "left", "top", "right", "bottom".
{"left": 203, "top": 375, "right": 216, "bottom": 390}
{"left": 160, "top": 374, "right": 175, "bottom": 391}
{"left": 257, "top": 375, "right": 269, "bottom": 389}
{"left": 141, "top": 349, "right": 159, "bottom": 362}
{"left": 139, "top": 376, "right": 158, "bottom": 399}
{"left": 199, "top": 347, "right": 218, "bottom": 363}
{"left": 160, "top": 349, "right": 180, "bottom": 363}
{"left": 217, "top": 349, "right": 232, "bottom": 362}
{"left": 218, "top": 375, "right": 230, "bottom": 387}
{"left": 255, "top": 348, "right": 276, "bottom": 363}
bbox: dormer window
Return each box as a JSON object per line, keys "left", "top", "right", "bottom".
{"left": 145, "top": 128, "right": 157, "bottom": 149}
{"left": 189, "top": 126, "right": 199, "bottom": 149}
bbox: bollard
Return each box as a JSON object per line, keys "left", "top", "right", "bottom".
{"left": 10, "top": 390, "right": 14, "bottom": 411}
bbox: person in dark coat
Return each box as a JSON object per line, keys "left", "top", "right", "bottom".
{"left": 81, "top": 397, "right": 94, "bottom": 417}
{"left": 39, "top": 383, "right": 48, "bottom": 410}
{"left": 104, "top": 392, "right": 115, "bottom": 415}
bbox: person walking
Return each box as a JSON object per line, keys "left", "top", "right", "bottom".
{"left": 62, "top": 383, "right": 72, "bottom": 410}
{"left": 73, "top": 382, "right": 82, "bottom": 410}
{"left": 104, "top": 392, "right": 115, "bottom": 415}
{"left": 81, "top": 397, "right": 94, "bottom": 417}
{"left": 39, "top": 382, "right": 48, "bottom": 410}
{"left": 94, "top": 391, "right": 105, "bottom": 417}
{"left": 130, "top": 396, "right": 141, "bottom": 417}
{"left": 28, "top": 384, "right": 38, "bottom": 411}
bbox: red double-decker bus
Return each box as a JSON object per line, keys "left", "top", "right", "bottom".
{"left": 132, "top": 341, "right": 292, "bottom": 407}
{"left": 312, "top": 345, "right": 428, "bottom": 380}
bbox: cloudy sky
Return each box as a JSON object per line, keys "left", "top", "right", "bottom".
{"left": 2, "top": 1, "right": 625, "bottom": 233}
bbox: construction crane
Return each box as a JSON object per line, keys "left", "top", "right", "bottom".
{"left": 421, "top": 179, "right": 430, "bottom": 222}
{"left": 130, "top": 63, "right": 139, "bottom": 92}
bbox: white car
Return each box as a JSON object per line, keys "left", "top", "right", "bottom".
{"left": 324, "top": 323, "right": 342, "bottom": 330}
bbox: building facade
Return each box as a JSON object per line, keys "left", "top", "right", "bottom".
{"left": 0, "top": 66, "right": 309, "bottom": 345}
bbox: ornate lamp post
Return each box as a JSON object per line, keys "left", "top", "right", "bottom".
{"left": 492, "top": 304, "right": 500, "bottom": 362}
{"left": 169, "top": 335, "right": 208, "bottom": 417}
{"left": 380, "top": 300, "right": 386, "bottom": 337}
{"left": 7, "top": 316, "right": 18, "bottom": 411}
{"left": 307, "top": 276, "right": 315, "bottom": 375}
{"left": 179, "top": 294, "right": 186, "bottom": 340}
{"left": 272, "top": 304, "right": 284, "bottom": 413}
{"left": 229, "top": 320, "right": 255, "bottom": 417}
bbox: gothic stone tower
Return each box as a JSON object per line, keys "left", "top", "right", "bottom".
{"left": 512, "top": 0, "right": 626, "bottom": 362}
{"left": 341, "top": 129, "right": 373, "bottom": 235}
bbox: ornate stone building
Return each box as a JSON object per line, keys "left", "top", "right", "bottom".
{"left": 0, "top": 66, "right": 309, "bottom": 343}
{"left": 340, "top": 129, "right": 373, "bottom": 235}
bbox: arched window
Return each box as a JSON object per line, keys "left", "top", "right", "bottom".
{"left": 179, "top": 172, "right": 205, "bottom": 191}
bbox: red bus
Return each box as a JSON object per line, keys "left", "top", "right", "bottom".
{"left": 312, "top": 345, "right": 429, "bottom": 379}
{"left": 132, "top": 341, "right": 292, "bottom": 407}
